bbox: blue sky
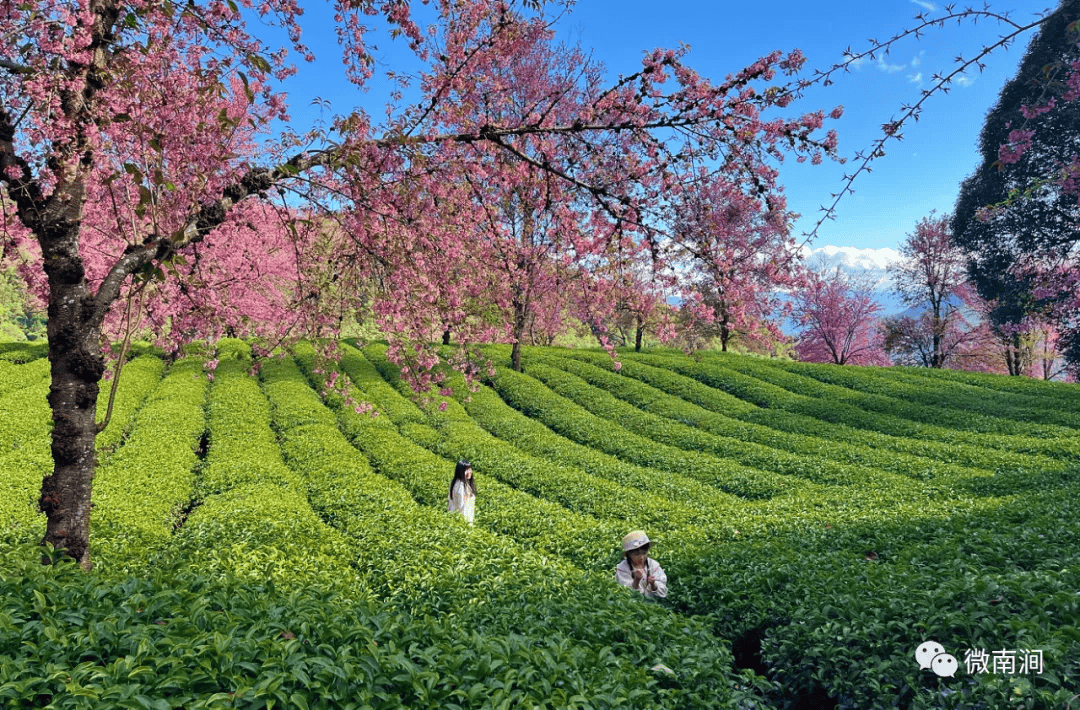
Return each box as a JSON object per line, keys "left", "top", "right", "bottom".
{"left": 267, "top": 0, "right": 1051, "bottom": 269}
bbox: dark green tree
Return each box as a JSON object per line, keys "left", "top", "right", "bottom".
{"left": 952, "top": 0, "right": 1080, "bottom": 373}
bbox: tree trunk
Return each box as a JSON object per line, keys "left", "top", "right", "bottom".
{"left": 442, "top": 327, "right": 451, "bottom": 346}
{"left": 1005, "top": 332, "right": 1024, "bottom": 376}
{"left": 38, "top": 222, "right": 105, "bottom": 569}
{"left": 635, "top": 316, "right": 644, "bottom": 352}
{"left": 511, "top": 297, "right": 527, "bottom": 372}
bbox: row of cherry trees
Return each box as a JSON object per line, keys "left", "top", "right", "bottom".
{"left": 792, "top": 212, "right": 1069, "bottom": 379}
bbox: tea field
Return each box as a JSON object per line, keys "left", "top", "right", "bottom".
{"left": 1, "top": 339, "right": 1078, "bottom": 709}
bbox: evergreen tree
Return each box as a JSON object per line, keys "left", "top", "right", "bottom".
{"left": 952, "top": 0, "right": 1080, "bottom": 370}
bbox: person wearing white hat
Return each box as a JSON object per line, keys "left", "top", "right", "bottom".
{"left": 615, "top": 530, "right": 667, "bottom": 598}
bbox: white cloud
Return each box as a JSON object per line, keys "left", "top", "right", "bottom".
{"left": 910, "top": 0, "right": 937, "bottom": 10}
{"left": 908, "top": 71, "right": 923, "bottom": 85}
{"left": 954, "top": 72, "right": 975, "bottom": 87}
{"left": 876, "top": 57, "right": 906, "bottom": 74}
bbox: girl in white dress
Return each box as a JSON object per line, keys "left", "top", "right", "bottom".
{"left": 447, "top": 460, "right": 476, "bottom": 525}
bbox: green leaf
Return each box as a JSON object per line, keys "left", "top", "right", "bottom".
{"left": 238, "top": 72, "right": 254, "bottom": 103}
{"left": 247, "top": 53, "right": 271, "bottom": 73}
{"left": 123, "top": 163, "right": 144, "bottom": 185}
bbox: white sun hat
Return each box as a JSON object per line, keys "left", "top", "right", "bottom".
{"left": 622, "top": 530, "right": 650, "bottom": 552}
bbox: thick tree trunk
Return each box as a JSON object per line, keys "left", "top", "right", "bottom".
{"left": 635, "top": 317, "right": 644, "bottom": 352}
{"left": 38, "top": 218, "right": 105, "bottom": 569}
{"left": 442, "top": 328, "right": 451, "bottom": 346}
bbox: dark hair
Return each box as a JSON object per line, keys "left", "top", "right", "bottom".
{"left": 449, "top": 459, "right": 476, "bottom": 498}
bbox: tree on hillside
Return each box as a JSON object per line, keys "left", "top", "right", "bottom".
{"left": 0, "top": 0, "right": 847, "bottom": 565}
{"left": 952, "top": 0, "right": 1080, "bottom": 374}
{"left": 792, "top": 263, "right": 888, "bottom": 366}
{"left": 607, "top": 265, "right": 673, "bottom": 353}
{"left": 667, "top": 172, "right": 810, "bottom": 352}
{"left": 884, "top": 214, "right": 992, "bottom": 368}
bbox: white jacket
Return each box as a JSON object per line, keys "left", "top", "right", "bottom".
{"left": 615, "top": 557, "right": 668, "bottom": 598}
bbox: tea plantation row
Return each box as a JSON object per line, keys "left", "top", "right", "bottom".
{"left": 1, "top": 340, "right": 1077, "bottom": 709}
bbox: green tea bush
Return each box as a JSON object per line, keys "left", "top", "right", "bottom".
{"left": 197, "top": 351, "right": 305, "bottom": 498}
{"left": 338, "top": 344, "right": 705, "bottom": 539}
{"left": 7, "top": 340, "right": 1076, "bottom": 709}
{"left": 448, "top": 365, "right": 752, "bottom": 531}
{"left": 0, "top": 364, "right": 52, "bottom": 546}
{"left": 0, "top": 354, "right": 165, "bottom": 549}
{"left": 702, "top": 352, "right": 1079, "bottom": 459}
{"left": 0, "top": 364, "right": 50, "bottom": 457}
{"left": 167, "top": 345, "right": 363, "bottom": 599}
{"left": 553, "top": 349, "right": 987, "bottom": 484}
{"left": 262, "top": 352, "right": 763, "bottom": 709}
{"left": 90, "top": 358, "right": 208, "bottom": 569}
{"left": 525, "top": 356, "right": 925, "bottom": 493}
{"left": 891, "top": 365, "right": 1080, "bottom": 407}
{"left": 631, "top": 352, "right": 1071, "bottom": 472}
{"left": 4, "top": 547, "right": 692, "bottom": 710}
{"left": 769, "top": 357, "right": 1080, "bottom": 436}
{"left": 287, "top": 347, "right": 623, "bottom": 570}
{"left": 94, "top": 355, "right": 167, "bottom": 458}
{"left": 664, "top": 487, "right": 1080, "bottom": 709}
{"left": 474, "top": 355, "right": 793, "bottom": 501}
{"left": 762, "top": 490, "right": 1080, "bottom": 710}
{"left": 0, "top": 357, "right": 47, "bottom": 399}
{"left": 0, "top": 340, "right": 47, "bottom": 364}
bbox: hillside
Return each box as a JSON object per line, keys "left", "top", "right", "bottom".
{"left": 1, "top": 340, "right": 1078, "bottom": 709}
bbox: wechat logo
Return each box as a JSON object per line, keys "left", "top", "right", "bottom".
{"left": 915, "top": 641, "right": 958, "bottom": 678}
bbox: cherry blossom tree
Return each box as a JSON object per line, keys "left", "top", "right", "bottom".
{"left": 666, "top": 171, "right": 815, "bottom": 352}
{"left": 606, "top": 260, "right": 674, "bottom": 353}
{"left": 1025, "top": 322, "right": 1071, "bottom": 380}
{"left": 883, "top": 214, "right": 990, "bottom": 369}
{"left": 792, "top": 263, "right": 889, "bottom": 366}
{"left": 1, "top": 0, "right": 848, "bottom": 565}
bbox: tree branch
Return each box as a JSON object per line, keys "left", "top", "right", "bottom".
{"left": 0, "top": 58, "right": 33, "bottom": 75}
